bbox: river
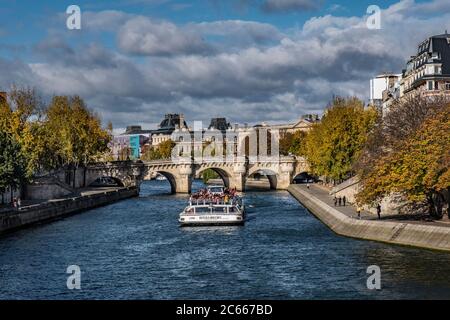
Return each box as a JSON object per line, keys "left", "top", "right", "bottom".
{"left": 1, "top": 180, "right": 450, "bottom": 299}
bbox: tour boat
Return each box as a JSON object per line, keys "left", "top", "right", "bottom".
{"left": 155, "top": 174, "right": 167, "bottom": 181}
{"left": 179, "top": 186, "right": 245, "bottom": 226}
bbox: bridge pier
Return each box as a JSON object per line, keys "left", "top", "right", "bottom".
{"left": 173, "top": 164, "right": 193, "bottom": 194}
{"left": 276, "top": 162, "right": 295, "bottom": 190}
{"left": 174, "top": 174, "right": 192, "bottom": 194}
{"left": 229, "top": 163, "right": 247, "bottom": 191}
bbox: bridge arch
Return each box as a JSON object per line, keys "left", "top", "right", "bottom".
{"left": 152, "top": 171, "right": 178, "bottom": 194}
{"left": 88, "top": 176, "right": 125, "bottom": 187}
{"left": 292, "top": 171, "right": 315, "bottom": 184}
{"left": 196, "top": 167, "right": 232, "bottom": 188}
{"left": 247, "top": 168, "right": 278, "bottom": 190}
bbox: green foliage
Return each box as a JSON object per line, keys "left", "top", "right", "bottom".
{"left": 303, "top": 97, "right": 378, "bottom": 182}
{"left": 0, "top": 88, "right": 112, "bottom": 191}
{"left": 202, "top": 169, "right": 219, "bottom": 183}
{"left": 280, "top": 131, "right": 307, "bottom": 156}
{"left": 142, "top": 140, "right": 176, "bottom": 160}
{"left": 43, "top": 95, "right": 111, "bottom": 168}
{"left": 0, "top": 131, "right": 28, "bottom": 193}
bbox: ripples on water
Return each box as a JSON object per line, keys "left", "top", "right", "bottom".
{"left": 0, "top": 180, "right": 450, "bottom": 299}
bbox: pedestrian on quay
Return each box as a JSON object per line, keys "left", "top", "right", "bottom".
{"left": 17, "top": 197, "right": 21, "bottom": 210}
{"left": 334, "top": 197, "right": 337, "bottom": 206}
{"left": 306, "top": 183, "right": 310, "bottom": 189}
{"left": 376, "top": 204, "right": 381, "bottom": 220}
{"left": 356, "top": 206, "right": 362, "bottom": 219}
{"left": 343, "top": 196, "right": 346, "bottom": 207}
{"left": 338, "top": 197, "right": 342, "bottom": 206}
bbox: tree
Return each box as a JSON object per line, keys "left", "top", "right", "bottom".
{"left": 142, "top": 140, "right": 175, "bottom": 161}
{"left": 0, "top": 87, "right": 44, "bottom": 177}
{"left": 280, "top": 130, "right": 307, "bottom": 156}
{"left": 44, "top": 95, "right": 111, "bottom": 169}
{"left": 303, "top": 97, "right": 378, "bottom": 183}
{"left": 356, "top": 104, "right": 450, "bottom": 218}
{"left": 0, "top": 131, "right": 28, "bottom": 202}
{"left": 202, "top": 169, "right": 219, "bottom": 184}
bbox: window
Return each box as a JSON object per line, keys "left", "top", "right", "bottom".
{"left": 446, "top": 82, "right": 450, "bottom": 90}
{"left": 435, "top": 81, "right": 439, "bottom": 90}
{"left": 428, "top": 81, "right": 434, "bottom": 90}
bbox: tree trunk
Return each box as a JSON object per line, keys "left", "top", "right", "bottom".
{"left": 428, "top": 192, "right": 444, "bottom": 219}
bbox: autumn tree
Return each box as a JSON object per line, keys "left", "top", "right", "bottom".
{"left": 279, "top": 130, "right": 307, "bottom": 156}
{"left": 356, "top": 102, "right": 450, "bottom": 218}
{"left": 142, "top": 140, "right": 175, "bottom": 161}
{"left": 303, "top": 97, "right": 378, "bottom": 183}
{"left": 44, "top": 95, "right": 111, "bottom": 169}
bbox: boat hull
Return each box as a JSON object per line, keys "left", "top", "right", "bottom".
{"left": 179, "top": 214, "right": 244, "bottom": 227}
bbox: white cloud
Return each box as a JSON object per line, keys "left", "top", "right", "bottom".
{"left": 1, "top": 0, "right": 450, "bottom": 129}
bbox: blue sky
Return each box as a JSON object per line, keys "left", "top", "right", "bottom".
{"left": 1, "top": 0, "right": 450, "bottom": 131}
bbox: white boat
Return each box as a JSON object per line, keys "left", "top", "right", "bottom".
{"left": 179, "top": 186, "right": 245, "bottom": 226}
{"left": 155, "top": 174, "right": 167, "bottom": 181}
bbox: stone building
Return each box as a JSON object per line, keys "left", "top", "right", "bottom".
{"left": 372, "top": 32, "right": 450, "bottom": 115}
{"left": 151, "top": 114, "right": 188, "bottom": 146}
{"left": 254, "top": 114, "right": 320, "bottom": 137}
{"left": 400, "top": 32, "right": 450, "bottom": 98}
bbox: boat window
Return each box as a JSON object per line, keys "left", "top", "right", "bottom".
{"left": 195, "top": 207, "right": 212, "bottom": 213}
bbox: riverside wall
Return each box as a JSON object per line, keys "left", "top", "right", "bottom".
{"left": 0, "top": 187, "right": 138, "bottom": 235}
{"left": 288, "top": 185, "right": 450, "bottom": 252}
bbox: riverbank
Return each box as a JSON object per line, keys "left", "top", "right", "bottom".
{"left": 0, "top": 187, "right": 138, "bottom": 235}
{"left": 288, "top": 184, "right": 450, "bottom": 252}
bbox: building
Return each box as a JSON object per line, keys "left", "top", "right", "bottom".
{"left": 400, "top": 32, "right": 450, "bottom": 98}
{"left": 370, "top": 32, "right": 450, "bottom": 115}
{"left": 208, "top": 118, "right": 231, "bottom": 132}
{"left": 151, "top": 114, "right": 188, "bottom": 146}
{"left": 369, "top": 73, "right": 402, "bottom": 110}
{"left": 110, "top": 126, "right": 152, "bottom": 160}
{"left": 255, "top": 114, "right": 320, "bottom": 137}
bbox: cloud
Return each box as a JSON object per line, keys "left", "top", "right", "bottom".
{"left": 117, "top": 16, "right": 213, "bottom": 56}
{"left": 262, "top": 0, "right": 323, "bottom": 13}
{"left": 1, "top": 0, "right": 450, "bottom": 130}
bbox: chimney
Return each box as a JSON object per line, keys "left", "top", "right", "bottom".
{"left": 179, "top": 113, "right": 184, "bottom": 128}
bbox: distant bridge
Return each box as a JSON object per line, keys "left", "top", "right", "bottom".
{"left": 83, "top": 156, "right": 309, "bottom": 193}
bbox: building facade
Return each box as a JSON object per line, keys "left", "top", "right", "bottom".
{"left": 400, "top": 33, "right": 450, "bottom": 98}
{"left": 369, "top": 73, "right": 402, "bottom": 111}
{"left": 255, "top": 114, "right": 320, "bottom": 137}
{"left": 151, "top": 114, "right": 188, "bottom": 146}
{"left": 110, "top": 126, "right": 152, "bottom": 160}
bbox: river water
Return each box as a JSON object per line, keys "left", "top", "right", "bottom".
{"left": 1, "top": 180, "right": 450, "bottom": 299}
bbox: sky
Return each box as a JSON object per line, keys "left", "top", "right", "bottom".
{"left": 1, "top": 0, "right": 450, "bottom": 132}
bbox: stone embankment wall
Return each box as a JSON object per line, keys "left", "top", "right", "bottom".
{"left": 0, "top": 187, "right": 138, "bottom": 235}
{"left": 289, "top": 185, "right": 450, "bottom": 252}
{"left": 330, "top": 177, "right": 404, "bottom": 215}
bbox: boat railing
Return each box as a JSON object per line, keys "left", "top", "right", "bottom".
{"left": 183, "top": 203, "right": 243, "bottom": 215}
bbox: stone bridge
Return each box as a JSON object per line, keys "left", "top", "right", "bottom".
{"left": 84, "top": 156, "right": 309, "bottom": 193}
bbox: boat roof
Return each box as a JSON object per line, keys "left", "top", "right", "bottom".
{"left": 208, "top": 185, "right": 224, "bottom": 188}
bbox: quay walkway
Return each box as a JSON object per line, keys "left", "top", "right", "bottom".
{"left": 288, "top": 184, "right": 450, "bottom": 252}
